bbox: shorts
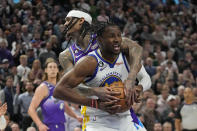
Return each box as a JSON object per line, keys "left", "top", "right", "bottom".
{"left": 82, "top": 114, "right": 146, "bottom": 131}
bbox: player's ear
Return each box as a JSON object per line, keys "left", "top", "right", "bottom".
{"left": 79, "top": 18, "right": 85, "bottom": 25}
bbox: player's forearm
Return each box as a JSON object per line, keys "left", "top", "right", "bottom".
{"left": 54, "top": 82, "right": 92, "bottom": 107}
{"left": 127, "top": 44, "right": 143, "bottom": 86}
{"left": 75, "top": 84, "right": 96, "bottom": 96}
{"left": 28, "top": 106, "right": 43, "bottom": 128}
{"left": 65, "top": 103, "right": 78, "bottom": 119}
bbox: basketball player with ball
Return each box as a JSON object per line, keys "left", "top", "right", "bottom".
{"left": 54, "top": 21, "right": 148, "bottom": 131}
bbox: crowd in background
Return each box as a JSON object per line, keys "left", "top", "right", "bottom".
{"left": 0, "top": 0, "right": 197, "bottom": 131}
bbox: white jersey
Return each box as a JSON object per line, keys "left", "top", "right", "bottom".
{"left": 81, "top": 49, "right": 130, "bottom": 117}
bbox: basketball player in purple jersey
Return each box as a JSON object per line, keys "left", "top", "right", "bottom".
{"left": 28, "top": 58, "right": 82, "bottom": 131}
{"left": 59, "top": 10, "right": 151, "bottom": 110}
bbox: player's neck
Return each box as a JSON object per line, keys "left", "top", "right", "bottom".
{"left": 46, "top": 78, "right": 57, "bottom": 86}
{"left": 76, "top": 35, "right": 91, "bottom": 50}
{"left": 100, "top": 49, "right": 118, "bottom": 63}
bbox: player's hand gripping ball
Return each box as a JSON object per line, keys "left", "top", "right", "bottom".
{"left": 109, "top": 81, "right": 127, "bottom": 109}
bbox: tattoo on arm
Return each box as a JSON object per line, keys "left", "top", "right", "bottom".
{"left": 121, "top": 37, "right": 143, "bottom": 85}
{"left": 59, "top": 51, "right": 96, "bottom": 96}
{"left": 74, "top": 84, "right": 95, "bottom": 96}
{"left": 59, "top": 49, "right": 74, "bottom": 73}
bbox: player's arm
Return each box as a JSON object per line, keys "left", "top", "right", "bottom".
{"left": 136, "top": 65, "right": 151, "bottom": 91}
{"left": 64, "top": 102, "right": 82, "bottom": 123}
{"left": 120, "top": 37, "right": 143, "bottom": 105}
{"left": 54, "top": 56, "right": 120, "bottom": 113}
{"left": 59, "top": 49, "right": 74, "bottom": 73}
{"left": 121, "top": 37, "right": 143, "bottom": 86}
{"left": 28, "top": 84, "right": 49, "bottom": 131}
{"left": 135, "top": 65, "right": 151, "bottom": 102}
{"left": 59, "top": 49, "right": 97, "bottom": 97}
{"left": 54, "top": 56, "right": 99, "bottom": 105}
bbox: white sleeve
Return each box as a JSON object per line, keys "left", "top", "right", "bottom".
{"left": 0, "top": 115, "right": 7, "bottom": 130}
{"left": 136, "top": 65, "right": 152, "bottom": 91}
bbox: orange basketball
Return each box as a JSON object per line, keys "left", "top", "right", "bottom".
{"left": 109, "top": 81, "right": 127, "bottom": 108}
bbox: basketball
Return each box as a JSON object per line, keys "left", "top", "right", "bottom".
{"left": 109, "top": 81, "right": 127, "bottom": 109}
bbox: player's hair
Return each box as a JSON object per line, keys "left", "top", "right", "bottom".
{"left": 64, "top": 9, "right": 92, "bottom": 39}
{"left": 92, "top": 21, "right": 119, "bottom": 37}
{"left": 42, "top": 58, "right": 61, "bottom": 82}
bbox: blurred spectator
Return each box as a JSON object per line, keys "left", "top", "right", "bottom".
{"left": 0, "top": 59, "right": 10, "bottom": 78}
{"left": 27, "top": 48, "right": 35, "bottom": 68}
{"left": 182, "top": 68, "right": 195, "bottom": 86}
{"left": 0, "top": 76, "right": 16, "bottom": 121}
{"left": 89, "top": 0, "right": 98, "bottom": 20}
{"left": 153, "top": 122, "right": 162, "bottom": 131}
{"left": 157, "top": 85, "right": 173, "bottom": 114}
{"left": 123, "top": 16, "right": 137, "bottom": 38}
{"left": 21, "top": 24, "right": 32, "bottom": 45}
{"left": 166, "top": 77, "right": 178, "bottom": 95}
{"left": 145, "top": 57, "right": 156, "bottom": 77}
{"left": 77, "top": 0, "right": 90, "bottom": 12}
{"left": 162, "top": 95, "right": 178, "bottom": 130}
{"left": 163, "top": 121, "right": 172, "bottom": 131}
{"left": 61, "top": 36, "right": 73, "bottom": 50}
{"left": 28, "top": 59, "right": 43, "bottom": 83}
{"left": 6, "top": 24, "right": 17, "bottom": 50}
{"left": 39, "top": 42, "right": 57, "bottom": 67}
{"left": 26, "top": 126, "right": 36, "bottom": 131}
{"left": 97, "top": 9, "right": 109, "bottom": 22}
{"left": 153, "top": 45, "right": 166, "bottom": 66}
{"left": 0, "top": 39, "right": 14, "bottom": 65}
{"left": 49, "top": 35, "right": 61, "bottom": 56}
{"left": 11, "top": 42, "right": 25, "bottom": 66}
{"left": 13, "top": 81, "right": 34, "bottom": 131}
{"left": 152, "top": 66, "right": 166, "bottom": 85}
{"left": 152, "top": 25, "right": 164, "bottom": 43}
{"left": 17, "top": 55, "right": 31, "bottom": 82}
{"left": 11, "top": 122, "right": 20, "bottom": 131}
{"left": 140, "top": 25, "right": 154, "bottom": 41}
{"left": 161, "top": 50, "right": 178, "bottom": 70}
{"left": 177, "top": 85, "right": 185, "bottom": 102}
{"left": 140, "top": 98, "right": 162, "bottom": 131}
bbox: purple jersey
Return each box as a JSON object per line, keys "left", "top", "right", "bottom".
{"left": 40, "top": 81, "right": 65, "bottom": 129}
{"left": 69, "top": 34, "right": 98, "bottom": 64}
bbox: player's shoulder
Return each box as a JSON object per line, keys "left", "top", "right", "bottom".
{"left": 77, "top": 55, "right": 97, "bottom": 65}
{"left": 59, "top": 48, "right": 73, "bottom": 61}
